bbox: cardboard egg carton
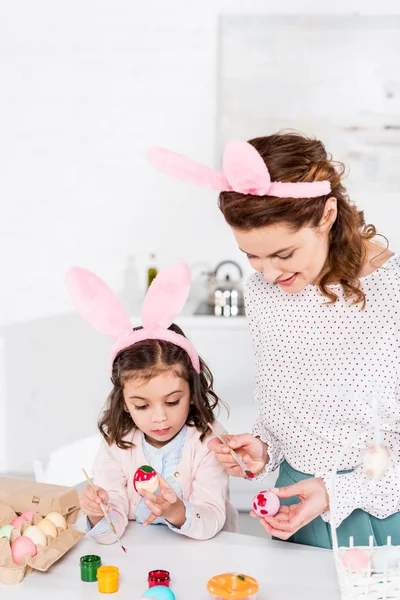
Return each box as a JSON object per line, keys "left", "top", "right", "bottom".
{"left": 0, "top": 477, "right": 85, "bottom": 584}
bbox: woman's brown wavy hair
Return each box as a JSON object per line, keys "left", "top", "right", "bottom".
{"left": 219, "top": 131, "right": 382, "bottom": 307}
{"left": 98, "top": 323, "right": 222, "bottom": 449}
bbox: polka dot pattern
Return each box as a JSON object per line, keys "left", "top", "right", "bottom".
{"left": 246, "top": 254, "right": 400, "bottom": 525}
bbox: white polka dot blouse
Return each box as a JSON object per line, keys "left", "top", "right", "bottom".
{"left": 246, "top": 253, "right": 400, "bottom": 526}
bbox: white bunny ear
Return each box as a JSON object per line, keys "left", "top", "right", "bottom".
{"left": 66, "top": 267, "right": 132, "bottom": 339}
{"left": 142, "top": 262, "right": 190, "bottom": 330}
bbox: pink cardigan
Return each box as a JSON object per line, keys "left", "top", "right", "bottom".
{"left": 90, "top": 422, "right": 238, "bottom": 543}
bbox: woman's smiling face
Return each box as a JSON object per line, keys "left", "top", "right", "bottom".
{"left": 232, "top": 197, "right": 337, "bottom": 293}
{"left": 233, "top": 223, "right": 330, "bottom": 293}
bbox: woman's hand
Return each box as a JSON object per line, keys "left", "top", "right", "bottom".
{"left": 251, "top": 478, "right": 329, "bottom": 540}
{"left": 140, "top": 475, "right": 186, "bottom": 529}
{"left": 79, "top": 484, "right": 111, "bottom": 527}
{"left": 208, "top": 433, "right": 269, "bottom": 477}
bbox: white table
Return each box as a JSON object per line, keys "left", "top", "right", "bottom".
{"left": 4, "top": 523, "right": 340, "bottom": 599}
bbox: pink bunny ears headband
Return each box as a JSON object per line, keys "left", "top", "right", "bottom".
{"left": 65, "top": 262, "right": 200, "bottom": 373}
{"left": 147, "top": 140, "right": 331, "bottom": 198}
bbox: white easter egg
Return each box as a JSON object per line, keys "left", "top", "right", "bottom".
{"left": 372, "top": 545, "right": 400, "bottom": 571}
{"left": 23, "top": 525, "right": 48, "bottom": 548}
{"left": 46, "top": 512, "right": 67, "bottom": 531}
{"left": 37, "top": 518, "right": 58, "bottom": 538}
{"left": 134, "top": 465, "right": 159, "bottom": 494}
{"left": 363, "top": 445, "right": 390, "bottom": 480}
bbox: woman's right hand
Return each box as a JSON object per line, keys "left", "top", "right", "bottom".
{"left": 208, "top": 433, "right": 269, "bottom": 477}
{"left": 79, "top": 484, "right": 111, "bottom": 527}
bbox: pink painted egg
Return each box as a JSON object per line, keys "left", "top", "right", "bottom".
{"left": 11, "top": 535, "right": 37, "bottom": 565}
{"left": 20, "top": 510, "right": 36, "bottom": 524}
{"left": 11, "top": 516, "right": 28, "bottom": 530}
{"left": 342, "top": 548, "right": 370, "bottom": 571}
{"left": 252, "top": 490, "right": 280, "bottom": 518}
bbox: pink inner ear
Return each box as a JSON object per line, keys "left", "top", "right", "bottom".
{"left": 66, "top": 267, "right": 132, "bottom": 339}
{"left": 147, "top": 146, "right": 232, "bottom": 191}
{"left": 223, "top": 141, "right": 271, "bottom": 195}
{"left": 142, "top": 262, "right": 191, "bottom": 330}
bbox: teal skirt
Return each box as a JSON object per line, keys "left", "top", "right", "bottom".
{"left": 275, "top": 460, "right": 400, "bottom": 549}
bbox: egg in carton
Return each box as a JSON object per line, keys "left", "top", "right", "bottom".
{"left": 0, "top": 478, "right": 85, "bottom": 584}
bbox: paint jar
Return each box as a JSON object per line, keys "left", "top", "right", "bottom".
{"left": 97, "top": 566, "right": 119, "bottom": 594}
{"left": 148, "top": 569, "right": 171, "bottom": 588}
{"left": 80, "top": 555, "right": 101, "bottom": 582}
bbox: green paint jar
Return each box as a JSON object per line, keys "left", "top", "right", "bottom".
{"left": 80, "top": 554, "right": 102, "bottom": 582}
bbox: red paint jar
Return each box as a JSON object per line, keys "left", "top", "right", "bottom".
{"left": 148, "top": 570, "right": 170, "bottom": 588}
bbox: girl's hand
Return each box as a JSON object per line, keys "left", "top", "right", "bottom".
{"left": 251, "top": 478, "right": 329, "bottom": 540}
{"left": 80, "top": 484, "right": 111, "bottom": 527}
{"left": 140, "top": 475, "right": 186, "bottom": 529}
{"left": 208, "top": 433, "right": 269, "bottom": 477}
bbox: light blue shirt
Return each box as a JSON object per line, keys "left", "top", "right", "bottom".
{"left": 86, "top": 426, "right": 192, "bottom": 536}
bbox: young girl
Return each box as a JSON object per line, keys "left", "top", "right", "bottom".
{"left": 66, "top": 262, "right": 238, "bottom": 543}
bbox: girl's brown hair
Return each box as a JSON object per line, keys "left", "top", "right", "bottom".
{"left": 219, "top": 131, "right": 380, "bottom": 306}
{"left": 98, "top": 323, "right": 221, "bottom": 449}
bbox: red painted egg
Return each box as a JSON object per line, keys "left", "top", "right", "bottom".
{"left": 252, "top": 490, "right": 280, "bottom": 518}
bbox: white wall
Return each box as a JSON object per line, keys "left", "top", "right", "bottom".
{"left": 1, "top": 0, "right": 400, "bottom": 472}
{"left": 1, "top": 0, "right": 400, "bottom": 327}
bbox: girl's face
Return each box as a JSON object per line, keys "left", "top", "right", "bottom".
{"left": 232, "top": 199, "right": 336, "bottom": 294}
{"left": 123, "top": 370, "right": 191, "bottom": 448}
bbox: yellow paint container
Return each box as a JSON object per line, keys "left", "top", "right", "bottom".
{"left": 97, "top": 566, "right": 119, "bottom": 594}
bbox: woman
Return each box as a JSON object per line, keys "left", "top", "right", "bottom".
{"left": 148, "top": 132, "right": 400, "bottom": 549}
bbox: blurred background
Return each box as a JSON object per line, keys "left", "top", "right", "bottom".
{"left": 1, "top": 1, "right": 400, "bottom": 531}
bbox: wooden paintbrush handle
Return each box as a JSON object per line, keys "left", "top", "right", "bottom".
{"left": 82, "top": 468, "right": 114, "bottom": 528}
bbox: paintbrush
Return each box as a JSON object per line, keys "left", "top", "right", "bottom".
{"left": 82, "top": 468, "right": 127, "bottom": 553}
{"left": 207, "top": 422, "right": 255, "bottom": 479}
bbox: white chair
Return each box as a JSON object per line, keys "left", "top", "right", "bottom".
{"left": 33, "top": 434, "right": 102, "bottom": 486}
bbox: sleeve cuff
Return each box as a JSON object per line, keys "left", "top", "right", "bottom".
{"left": 165, "top": 501, "right": 192, "bottom": 533}
{"left": 85, "top": 512, "right": 118, "bottom": 537}
{"left": 251, "top": 425, "right": 284, "bottom": 476}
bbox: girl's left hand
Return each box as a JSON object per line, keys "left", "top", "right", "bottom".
{"left": 251, "top": 477, "right": 329, "bottom": 540}
{"left": 140, "top": 475, "right": 186, "bottom": 529}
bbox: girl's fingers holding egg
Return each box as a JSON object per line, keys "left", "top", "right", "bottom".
{"left": 145, "top": 500, "right": 162, "bottom": 516}
{"left": 142, "top": 513, "right": 158, "bottom": 527}
{"left": 140, "top": 489, "right": 163, "bottom": 505}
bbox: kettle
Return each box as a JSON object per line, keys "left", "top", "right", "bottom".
{"left": 207, "top": 260, "right": 244, "bottom": 317}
